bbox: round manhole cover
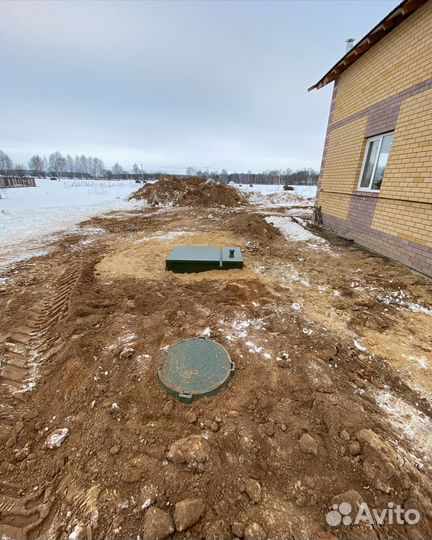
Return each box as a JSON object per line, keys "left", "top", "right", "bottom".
{"left": 158, "top": 337, "right": 235, "bottom": 403}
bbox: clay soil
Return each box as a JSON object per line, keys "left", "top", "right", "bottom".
{"left": 1, "top": 189, "right": 432, "bottom": 540}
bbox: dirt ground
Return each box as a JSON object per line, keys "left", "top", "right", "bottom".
{"left": 1, "top": 184, "right": 432, "bottom": 540}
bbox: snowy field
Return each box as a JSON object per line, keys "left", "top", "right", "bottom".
{"left": 235, "top": 183, "right": 317, "bottom": 206}
{"left": 0, "top": 179, "right": 139, "bottom": 270}
{"left": 236, "top": 183, "right": 317, "bottom": 198}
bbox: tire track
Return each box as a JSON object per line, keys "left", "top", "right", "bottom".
{"left": 0, "top": 261, "right": 82, "bottom": 539}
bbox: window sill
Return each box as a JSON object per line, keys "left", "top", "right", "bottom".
{"left": 353, "top": 190, "right": 380, "bottom": 197}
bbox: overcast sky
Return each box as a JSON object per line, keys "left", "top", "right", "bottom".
{"left": 0, "top": 0, "right": 398, "bottom": 173}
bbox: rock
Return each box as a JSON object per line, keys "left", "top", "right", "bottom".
{"left": 174, "top": 498, "right": 205, "bottom": 531}
{"left": 332, "top": 489, "right": 364, "bottom": 511}
{"left": 203, "top": 419, "right": 213, "bottom": 429}
{"left": 185, "top": 411, "right": 197, "bottom": 424}
{"left": 349, "top": 441, "right": 361, "bottom": 456}
{"left": 45, "top": 428, "right": 69, "bottom": 449}
{"left": 163, "top": 400, "right": 174, "bottom": 415}
{"left": 340, "top": 429, "right": 350, "bottom": 441}
{"left": 232, "top": 522, "right": 244, "bottom": 538}
{"left": 210, "top": 422, "right": 219, "bottom": 433}
{"left": 110, "top": 445, "right": 121, "bottom": 455}
{"left": 15, "top": 421, "right": 24, "bottom": 434}
{"left": 142, "top": 507, "right": 174, "bottom": 540}
{"left": 167, "top": 435, "right": 210, "bottom": 467}
{"left": 244, "top": 522, "right": 266, "bottom": 540}
{"left": 245, "top": 478, "right": 261, "bottom": 503}
{"left": 299, "top": 433, "right": 318, "bottom": 456}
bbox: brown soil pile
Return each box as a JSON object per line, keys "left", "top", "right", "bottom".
{"left": 129, "top": 176, "right": 248, "bottom": 208}
{"left": 1, "top": 205, "right": 432, "bottom": 540}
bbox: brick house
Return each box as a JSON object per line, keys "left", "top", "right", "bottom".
{"left": 310, "top": 0, "right": 432, "bottom": 277}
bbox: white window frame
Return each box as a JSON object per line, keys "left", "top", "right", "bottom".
{"left": 358, "top": 131, "right": 393, "bottom": 192}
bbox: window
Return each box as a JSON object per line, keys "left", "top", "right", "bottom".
{"left": 359, "top": 132, "right": 393, "bottom": 191}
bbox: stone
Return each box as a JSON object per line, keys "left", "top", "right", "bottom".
{"left": 349, "top": 441, "right": 361, "bottom": 456}
{"left": 45, "top": 428, "right": 69, "bottom": 449}
{"left": 245, "top": 478, "right": 261, "bottom": 503}
{"left": 210, "top": 422, "right": 219, "bottom": 433}
{"left": 299, "top": 433, "right": 318, "bottom": 455}
{"left": 185, "top": 411, "right": 197, "bottom": 424}
{"left": 174, "top": 498, "right": 205, "bottom": 531}
{"left": 163, "top": 400, "right": 174, "bottom": 415}
{"left": 142, "top": 507, "right": 174, "bottom": 540}
{"left": 340, "top": 429, "right": 350, "bottom": 441}
{"left": 244, "top": 522, "right": 266, "bottom": 540}
{"left": 110, "top": 445, "right": 121, "bottom": 455}
{"left": 167, "top": 435, "right": 210, "bottom": 467}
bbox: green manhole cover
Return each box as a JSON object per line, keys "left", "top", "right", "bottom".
{"left": 158, "top": 337, "right": 235, "bottom": 403}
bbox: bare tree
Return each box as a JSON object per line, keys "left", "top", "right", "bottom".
{"left": 28, "top": 155, "right": 45, "bottom": 174}
{"left": 0, "top": 150, "right": 13, "bottom": 171}
{"left": 112, "top": 163, "right": 123, "bottom": 176}
{"left": 66, "top": 154, "right": 74, "bottom": 175}
{"left": 48, "top": 152, "right": 67, "bottom": 177}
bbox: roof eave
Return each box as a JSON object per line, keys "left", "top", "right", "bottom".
{"left": 308, "top": 0, "right": 427, "bottom": 92}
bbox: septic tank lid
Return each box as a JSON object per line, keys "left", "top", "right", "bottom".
{"left": 158, "top": 337, "right": 235, "bottom": 403}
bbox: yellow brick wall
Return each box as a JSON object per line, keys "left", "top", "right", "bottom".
{"left": 379, "top": 89, "right": 432, "bottom": 204}
{"left": 331, "top": 1, "right": 432, "bottom": 124}
{"left": 372, "top": 89, "right": 432, "bottom": 246}
{"left": 372, "top": 199, "right": 432, "bottom": 248}
{"left": 318, "top": 192, "right": 353, "bottom": 220}
{"left": 319, "top": 117, "right": 367, "bottom": 218}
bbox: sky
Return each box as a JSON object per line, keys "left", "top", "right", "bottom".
{"left": 0, "top": 0, "right": 398, "bottom": 174}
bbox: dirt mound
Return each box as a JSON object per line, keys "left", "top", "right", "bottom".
{"left": 129, "top": 176, "right": 248, "bottom": 208}
{"left": 228, "top": 212, "right": 281, "bottom": 244}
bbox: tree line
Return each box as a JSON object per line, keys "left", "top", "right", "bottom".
{"left": 0, "top": 149, "right": 318, "bottom": 185}
{"left": 186, "top": 167, "right": 318, "bottom": 185}
{"left": 0, "top": 150, "right": 144, "bottom": 179}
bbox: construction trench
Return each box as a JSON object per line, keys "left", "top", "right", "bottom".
{"left": 0, "top": 178, "right": 432, "bottom": 540}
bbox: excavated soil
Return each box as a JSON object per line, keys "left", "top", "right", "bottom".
{"left": 1, "top": 200, "right": 432, "bottom": 540}
{"left": 129, "top": 177, "right": 248, "bottom": 208}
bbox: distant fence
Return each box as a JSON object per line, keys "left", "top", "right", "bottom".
{"left": 0, "top": 176, "right": 36, "bottom": 189}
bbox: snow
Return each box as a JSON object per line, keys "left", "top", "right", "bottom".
{"left": 0, "top": 178, "right": 140, "bottom": 270}
{"left": 264, "top": 216, "right": 330, "bottom": 251}
{"left": 378, "top": 290, "right": 432, "bottom": 316}
{"left": 232, "top": 183, "right": 317, "bottom": 208}
{"left": 235, "top": 183, "right": 317, "bottom": 198}
{"left": 375, "top": 389, "right": 432, "bottom": 464}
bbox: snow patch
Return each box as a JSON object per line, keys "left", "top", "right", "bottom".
{"left": 375, "top": 390, "right": 432, "bottom": 464}
{"left": 265, "top": 216, "right": 330, "bottom": 251}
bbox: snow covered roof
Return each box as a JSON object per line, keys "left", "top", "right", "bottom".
{"left": 308, "top": 0, "right": 427, "bottom": 91}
